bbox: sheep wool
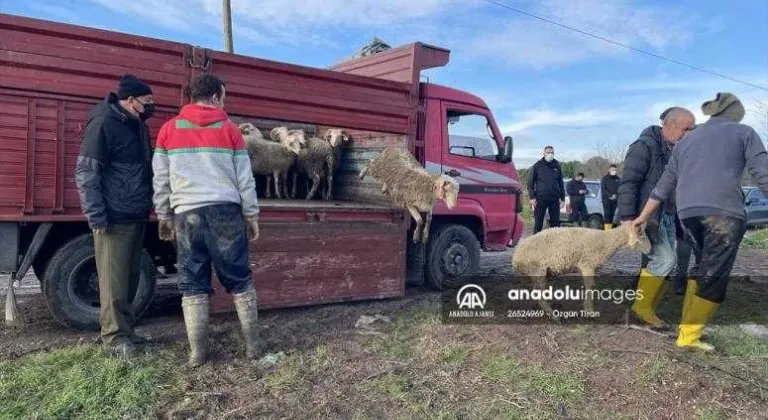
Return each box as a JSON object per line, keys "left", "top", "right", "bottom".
{"left": 243, "top": 133, "right": 301, "bottom": 200}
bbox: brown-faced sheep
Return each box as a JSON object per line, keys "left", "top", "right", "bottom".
{"left": 244, "top": 130, "right": 303, "bottom": 199}
{"left": 358, "top": 145, "right": 460, "bottom": 243}
{"left": 511, "top": 224, "right": 651, "bottom": 321}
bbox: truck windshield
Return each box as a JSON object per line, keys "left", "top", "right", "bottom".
{"left": 447, "top": 110, "right": 499, "bottom": 161}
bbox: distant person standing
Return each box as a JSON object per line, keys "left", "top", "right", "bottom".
{"left": 566, "top": 172, "right": 589, "bottom": 227}
{"left": 528, "top": 145, "right": 565, "bottom": 233}
{"left": 600, "top": 164, "right": 620, "bottom": 230}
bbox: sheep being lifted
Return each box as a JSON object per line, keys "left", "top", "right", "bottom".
{"left": 359, "top": 145, "right": 459, "bottom": 243}
{"left": 512, "top": 224, "right": 651, "bottom": 321}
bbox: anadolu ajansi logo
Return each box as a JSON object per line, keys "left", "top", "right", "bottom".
{"left": 457, "top": 284, "right": 486, "bottom": 309}
{"left": 449, "top": 284, "right": 494, "bottom": 318}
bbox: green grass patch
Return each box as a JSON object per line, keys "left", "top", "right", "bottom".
{"left": 695, "top": 406, "right": 728, "bottom": 420}
{"left": 741, "top": 228, "right": 768, "bottom": 249}
{"left": 0, "top": 344, "right": 179, "bottom": 420}
{"left": 365, "top": 303, "right": 440, "bottom": 360}
{"left": 264, "top": 353, "right": 304, "bottom": 392}
{"left": 365, "top": 372, "right": 458, "bottom": 420}
{"left": 442, "top": 345, "right": 470, "bottom": 366}
{"left": 637, "top": 354, "right": 673, "bottom": 385}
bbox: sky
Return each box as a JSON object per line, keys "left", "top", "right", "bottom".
{"left": 3, "top": 0, "right": 767, "bottom": 168}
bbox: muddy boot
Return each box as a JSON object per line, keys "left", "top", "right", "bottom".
{"left": 181, "top": 294, "right": 209, "bottom": 368}
{"left": 233, "top": 287, "right": 261, "bottom": 359}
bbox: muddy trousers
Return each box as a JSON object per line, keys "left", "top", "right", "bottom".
{"left": 175, "top": 203, "right": 253, "bottom": 297}
{"left": 94, "top": 222, "right": 146, "bottom": 346}
{"left": 681, "top": 216, "right": 746, "bottom": 303}
{"left": 533, "top": 199, "right": 560, "bottom": 233}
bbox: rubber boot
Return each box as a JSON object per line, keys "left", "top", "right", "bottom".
{"left": 181, "top": 294, "right": 209, "bottom": 368}
{"left": 604, "top": 223, "right": 612, "bottom": 231}
{"left": 233, "top": 287, "right": 261, "bottom": 359}
{"left": 678, "top": 279, "right": 711, "bottom": 344}
{"left": 631, "top": 269, "right": 671, "bottom": 331}
{"left": 677, "top": 294, "right": 718, "bottom": 352}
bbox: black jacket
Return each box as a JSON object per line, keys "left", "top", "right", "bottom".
{"left": 566, "top": 179, "right": 588, "bottom": 202}
{"left": 616, "top": 125, "right": 674, "bottom": 221}
{"left": 527, "top": 158, "right": 565, "bottom": 201}
{"left": 75, "top": 93, "right": 153, "bottom": 230}
{"left": 600, "top": 174, "right": 620, "bottom": 201}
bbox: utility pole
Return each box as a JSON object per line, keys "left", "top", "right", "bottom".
{"left": 223, "top": 0, "right": 234, "bottom": 53}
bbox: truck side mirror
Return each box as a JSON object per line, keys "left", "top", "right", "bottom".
{"left": 502, "top": 136, "right": 513, "bottom": 163}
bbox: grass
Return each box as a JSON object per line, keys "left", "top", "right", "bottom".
{"left": 0, "top": 345, "right": 180, "bottom": 420}
{"left": 741, "top": 228, "right": 768, "bottom": 249}
{"left": 637, "top": 354, "right": 673, "bottom": 385}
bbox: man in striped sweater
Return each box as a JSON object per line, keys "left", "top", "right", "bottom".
{"left": 152, "top": 73, "right": 260, "bottom": 367}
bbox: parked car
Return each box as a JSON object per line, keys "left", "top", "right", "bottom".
{"left": 543, "top": 178, "right": 615, "bottom": 229}
{"left": 743, "top": 186, "right": 768, "bottom": 228}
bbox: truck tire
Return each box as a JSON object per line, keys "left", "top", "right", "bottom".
{"left": 425, "top": 224, "right": 481, "bottom": 290}
{"left": 42, "top": 234, "right": 156, "bottom": 332}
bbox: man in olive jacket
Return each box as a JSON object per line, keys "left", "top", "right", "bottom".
{"left": 75, "top": 74, "right": 155, "bottom": 358}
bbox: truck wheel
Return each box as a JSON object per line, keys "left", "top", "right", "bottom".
{"left": 42, "top": 234, "right": 156, "bottom": 332}
{"left": 587, "top": 214, "right": 603, "bottom": 230}
{"left": 425, "top": 224, "right": 481, "bottom": 290}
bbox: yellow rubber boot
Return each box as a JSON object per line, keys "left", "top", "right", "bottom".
{"left": 676, "top": 294, "right": 718, "bottom": 352}
{"left": 681, "top": 279, "right": 697, "bottom": 318}
{"left": 631, "top": 269, "right": 670, "bottom": 330}
{"left": 604, "top": 223, "right": 612, "bottom": 231}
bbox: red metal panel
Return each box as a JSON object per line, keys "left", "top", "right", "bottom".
{"left": 209, "top": 220, "right": 406, "bottom": 313}
{"left": 329, "top": 43, "right": 450, "bottom": 86}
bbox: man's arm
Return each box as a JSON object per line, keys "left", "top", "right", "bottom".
{"left": 152, "top": 123, "right": 173, "bottom": 221}
{"left": 527, "top": 163, "right": 537, "bottom": 199}
{"left": 75, "top": 118, "right": 108, "bottom": 231}
{"left": 649, "top": 149, "right": 679, "bottom": 204}
{"left": 617, "top": 141, "right": 650, "bottom": 220}
{"left": 566, "top": 180, "right": 578, "bottom": 196}
{"left": 743, "top": 128, "right": 768, "bottom": 196}
{"left": 600, "top": 177, "right": 609, "bottom": 200}
{"left": 558, "top": 164, "right": 565, "bottom": 201}
{"left": 230, "top": 124, "right": 259, "bottom": 218}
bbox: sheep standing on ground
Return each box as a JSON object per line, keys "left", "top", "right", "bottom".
{"left": 267, "top": 127, "right": 306, "bottom": 199}
{"left": 243, "top": 128, "right": 303, "bottom": 199}
{"left": 511, "top": 224, "right": 651, "bottom": 321}
{"left": 321, "top": 129, "right": 350, "bottom": 200}
{"left": 359, "top": 145, "right": 460, "bottom": 243}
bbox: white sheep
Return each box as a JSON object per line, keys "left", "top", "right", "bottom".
{"left": 292, "top": 136, "right": 333, "bottom": 200}
{"left": 358, "top": 145, "right": 460, "bottom": 243}
{"left": 511, "top": 224, "right": 651, "bottom": 321}
{"left": 266, "top": 127, "right": 306, "bottom": 199}
{"left": 238, "top": 122, "right": 264, "bottom": 139}
{"left": 244, "top": 129, "right": 303, "bottom": 199}
{"left": 321, "top": 129, "right": 351, "bottom": 201}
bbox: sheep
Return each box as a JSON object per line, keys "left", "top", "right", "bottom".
{"left": 292, "top": 135, "right": 334, "bottom": 200}
{"left": 266, "top": 127, "right": 306, "bottom": 199}
{"left": 238, "top": 122, "right": 264, "bottom": 139}
{"left": 358, "top": 145, "right": 460, "bottom": 243}
{"left": 243, "top": 129, "right": 303, "bottom": 199}
{"left": 511, "top": 224, "right": 652, "bottom": 321}
{"left": 320, "top": 129, "right": 351, "bottom": 201}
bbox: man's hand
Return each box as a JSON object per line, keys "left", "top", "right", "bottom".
{"left": 580, "top": 189, "right": 587, "bottom": 195}
{"left": 246, "top": 216, "right": 259, "bottom": 242}
{"left": 92, "top": 228, "right": 105, "bottom": 235}
{"left": 158, "top": 220, "right": 175, "bottom": 241}
{"left": 530, "top": 198, "right": 537, "bottom": 209}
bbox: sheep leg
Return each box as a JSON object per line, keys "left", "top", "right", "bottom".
{"left": 264, "top": 175, "right": 272, "bottom": 199}
{"left": 422, "top": 210, "right": 433, "bottom": 244}
{"left": 579, "top": 267, "right": 597, "bottom": 313}
{"left": 531, "top": 271, "right": 559, "bottom": 322}
{"left": 358, "top": 165, "right": 368, "bottom": 180}
{"left": 406, "top": 205, "right": 424, "bottom": 243}
{"left": 306, "top": 175, "right": 321, "bottom": 200}
{"left": 325, "top": 173, "right": 333, "bottom": 201}
{"left": 281, "top": 171, "right": 291, "bottom": 199}
{"left": 272, "top": 171, "right": 282, "bottom": 199}
{"left": 291, "top": 172, "right": 299, "bottom": 199}
{"left": 381, "top": 183, "right": 388, "bottom": 195}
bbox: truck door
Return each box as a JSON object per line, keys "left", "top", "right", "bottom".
{"left": 439, "top": 103, "right": 514, "bottom": 231}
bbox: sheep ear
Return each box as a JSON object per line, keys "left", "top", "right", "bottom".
{"left": 434, "top": 177, "right": 446, "bottom": 199}
{"left": 324, "top": 132, "right": 333, "bottom": 142}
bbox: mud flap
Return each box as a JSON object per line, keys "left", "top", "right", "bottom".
{"left": 406, "top": 240, "right": 426, "bottom": 287}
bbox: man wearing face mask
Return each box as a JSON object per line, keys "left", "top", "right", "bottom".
{"left": 152, "top": 73, "right": 260, "bottom": 367}
{"left": 617, "top": 107, "right": 695, "bottom": 333}
{"left": 75, "top": 74, "right": 155, "bottom": 358}
{"left": 528, "top": 145, "right": 565, "bottom": 233}
{"left": 600, "top": 164, "right": 621, "bottom": 231}
{"left": 566, "top": 172, "right": 589, "bottom": 227}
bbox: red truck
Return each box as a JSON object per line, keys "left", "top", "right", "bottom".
{"left": 0, "top": 13, "right": 524, "bottom": 331}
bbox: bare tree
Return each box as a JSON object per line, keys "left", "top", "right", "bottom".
{"left": 595, "top": 140, "right": 628, "bottom": 165}
{"left": 755, "top": 99, "right": 768, "bottom": 141}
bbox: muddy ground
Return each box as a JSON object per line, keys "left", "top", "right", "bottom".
{"left": 1, "top": 240, "right": 767, "bottom": 419}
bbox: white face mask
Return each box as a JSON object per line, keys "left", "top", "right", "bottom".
{"left": 544, "top": 153, "right": 554, "bottom": 162}
{"left": 609, "top": 170, "right": 617, "bottom": 176}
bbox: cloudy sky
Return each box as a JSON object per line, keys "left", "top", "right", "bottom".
{"left": 4, "top": 0, "right": 767, "bottom": 167}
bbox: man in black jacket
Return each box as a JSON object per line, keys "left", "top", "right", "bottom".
{"left": 566, "top": 173, "right": 589, "bottom": 227}
{"left": 528, "top": 145, "right": 565, "bottom": 233}
{"left": 75, "top": 74, "right": 155, "bottom": 358}
{"left": 617, "top": 107, "right": 695, "bottom": 332}
{"left": 600, "top": 164, "right": 620, "bottom": 230}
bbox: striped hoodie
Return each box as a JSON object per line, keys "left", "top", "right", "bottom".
{"left": 152, "top": 104, "right": 258, "bottom": 220}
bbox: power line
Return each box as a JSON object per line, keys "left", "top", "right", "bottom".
{"left": 481, "top": 0, "right": 768, "bottom": 92}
